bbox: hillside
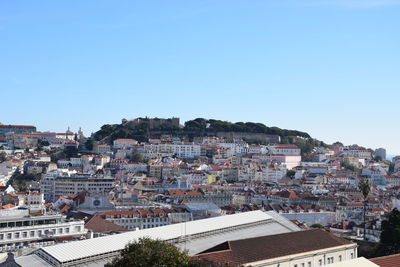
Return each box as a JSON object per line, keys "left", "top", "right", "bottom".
{"left": 88, "top": 117, "right": 322, "bottom": 154}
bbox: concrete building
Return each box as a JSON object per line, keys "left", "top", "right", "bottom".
{"left": 96, "top": 208, "right": 172, "bottom": 230}
{"left": 268, "top": 144, "right": 301, "bottom": 155}
{"left": 0, "top": 209, "right": 86, "bottom": 253}
{"left": 40, "top": 171, "right": 115, "bottom": 203}
{"left": 341, "top": 148, "right": 372, "bottom": 159}
{"left": 113, "top": 138, "right": 138, "bottom": 149}
{"left": 0, "top": 125, "right": 36, "bottom": 135}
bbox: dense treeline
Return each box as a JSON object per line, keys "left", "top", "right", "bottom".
{"left": 184, "top": 118, "right": 310, "bottom": 138}
{"left": 89, "top": 117, "right": 311, "bottom": 145}
{"left": 281, "top": 136, "right": 328, "bottom": 155}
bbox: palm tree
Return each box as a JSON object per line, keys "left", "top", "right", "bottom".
{"left": 358, "top": 178, "right": 371, "bottom": 240}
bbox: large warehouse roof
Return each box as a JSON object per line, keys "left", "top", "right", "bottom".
{"left": 29, "top": 210, "right": 299, "bottom": 266}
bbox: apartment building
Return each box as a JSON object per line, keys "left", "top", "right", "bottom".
{"left": 269, "top": 144, "right": 301, "bottom": 155}
{"left": 40, "top": 171, "right": 115, "bottom": 202}
{"left": 113, "top": 138, "right": 138, "bottom": 149}
{"left": 0, "top": 125, "right": 36, "bottom": 134}
{"left": 0, "top": 209, "right": 86, "bottom": 252}
{"left": 144, "top": 143, "right": 201, "bottom": 158}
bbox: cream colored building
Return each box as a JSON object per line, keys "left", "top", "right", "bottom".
{"left": 247, "top": 244, "right": 358, "bottom": 267}
{"left": 195, "top": 229, "right": 358, "bottom": 267}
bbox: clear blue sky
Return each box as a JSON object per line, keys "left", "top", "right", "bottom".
{"left": 1, "top": 1, "right": 399, "bottom": 154}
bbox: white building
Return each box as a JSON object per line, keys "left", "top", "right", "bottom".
{"left": 0, "top": 209, "right": 86, "bottom": 252}
{"left": 113, "top": 138, "right": 138, "bottom": 149}
{"left": 40, "top": 171, "right": 115, "bottom": 202}
{"left": 144, "top": 142, "right": 201, "bottom": 158}
{"left": 268, "top": 144, "right": 301, "bottom": 155}
{"left": 341, "top": 149, "right": 372, "bottom": 159}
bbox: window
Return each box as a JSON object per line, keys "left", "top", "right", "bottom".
{"left": 351, "top": 253, "right": 354, "bottom": 259}
{"left": 22, "top": 232, "right": 27, "bottom": 238}
{"left": 30, "top": 231, "right": 35, "bottom": 237}
{"left": 339, "top": 255, "right": 342, "bottom": 262}
{"left": 318, "top": 259, "right": 323, "bottom": 266}
{"left": 308, "top": 262, "right": 311, "bottom": 267}
{"left": 0, "top": 234, "right": 3, "bottom": 240}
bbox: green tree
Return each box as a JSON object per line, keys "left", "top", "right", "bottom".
{"left": 310, "top": 223, "right": 323, "bottom": 228}
{"left": 7, "top": 167, "right": 40, "bottom": 191}
{"left": 0, "top": 151, "right": 7, "bottom": 163}
{"left": 358, "top": 178, "right": 371, "bottom": 240}
{"left": 105, "top": 238, "right": 193, "bottom": 267}
{"left": 85, "top": 138, "right": 94, "bottom": 150}
{"left": 286, "top": 170, "right": 296, "bottom": 178}
{"left": 377, "top": 209, "right": 400, "bottom": 255}
{"left": 341, "top": 160, "right": 357, "bottom": 171}
{"left": 130, "top": 152, "right": 144, "bottom": 163}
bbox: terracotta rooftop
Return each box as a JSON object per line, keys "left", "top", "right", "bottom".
{"left": 275, "top": 190, "right": 298, "bottom": 199}
{"left": 370, "top": 253, "right": 400, "bottom": 267}
{"left": 85, "top": 216, "right": 128, "bottom": 234}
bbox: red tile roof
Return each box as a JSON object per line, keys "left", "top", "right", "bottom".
{"left": 370, "top": 253, "right": 400, "bottom": 267}
{"left": 85, "top": 216, "right": 128, "bottom": 233}
{"left": 0, "top": 204, "right": 15, "bottom": 209}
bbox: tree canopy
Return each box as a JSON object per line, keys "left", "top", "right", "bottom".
{"left": 105, "top": 238, "right": 193, "bottom": 267}
{"left": 379, "top": 209, "right": 400, "bottom": 255}
{"left": 0, "top": 151, "right": 7, "bottom": 163}
{"left": 105, "top": 238, "right": 234, "bottom": 267}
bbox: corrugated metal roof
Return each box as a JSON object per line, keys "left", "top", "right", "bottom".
{"left": 15, "top": 254, "right": 52, "bottom": 267}
{"left": 37, "top": 210, "right": 299, "bottom": 264}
